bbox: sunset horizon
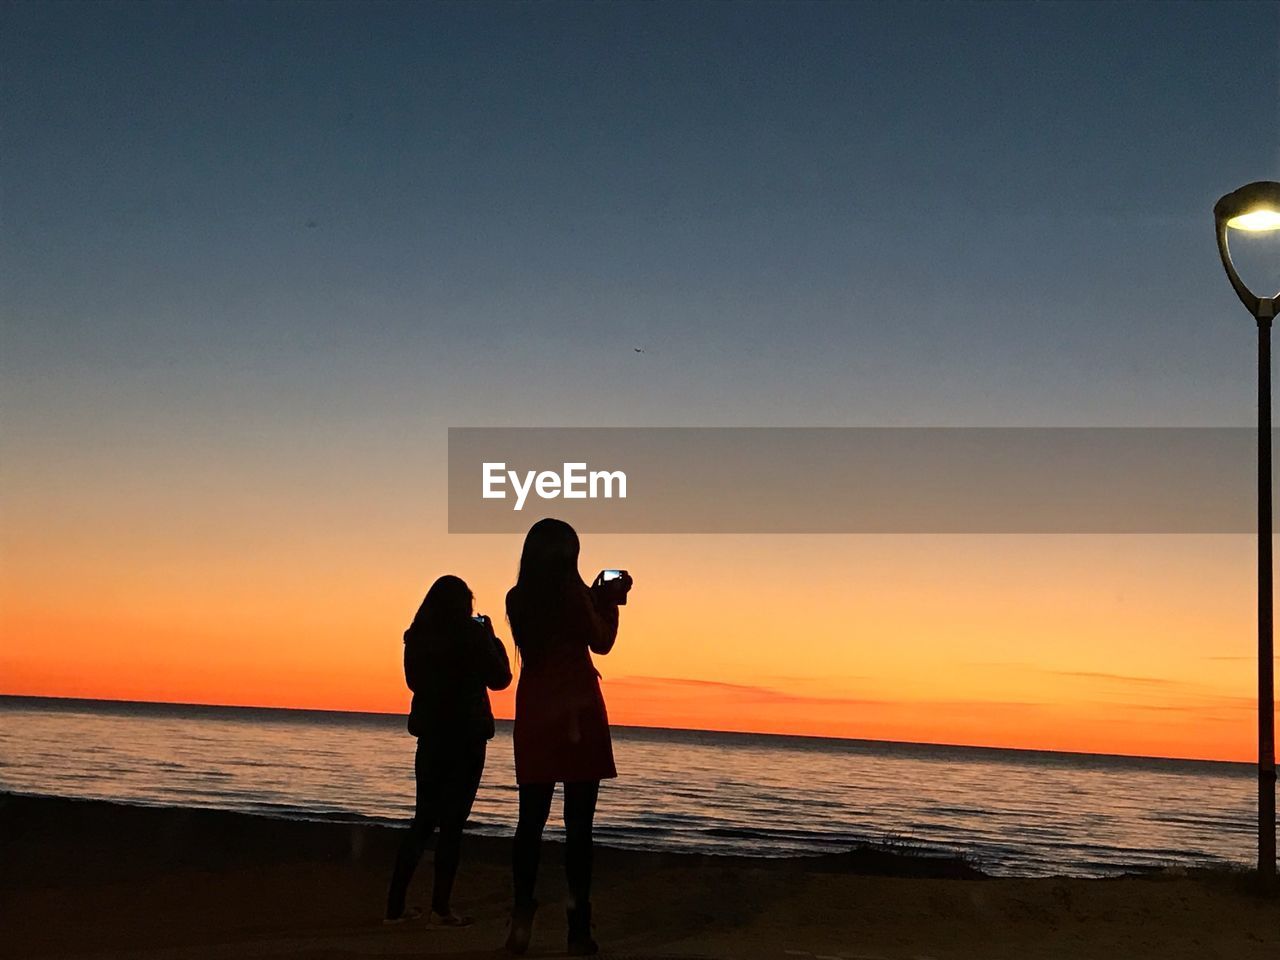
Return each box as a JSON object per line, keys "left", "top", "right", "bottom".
{"left": 5, "top": 525, "right": 1275, "bottom": 765}
{"left": 6, "top": 688, "right": 1273, "bottom": 768}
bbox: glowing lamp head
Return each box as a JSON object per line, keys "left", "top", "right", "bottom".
{"left": 1227, "top": 208, "right": 1280, "bottom": 233}
{"left": 1214, "top": 180, "right": 1280, "bottom": 320}
{"left": 1215, "top": 181, "right": 1280, "bottom": 230}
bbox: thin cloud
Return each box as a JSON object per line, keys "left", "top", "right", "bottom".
{"left": 607, "top": 675, "right": 1046, "bottom": 712}
{"left": 1047, "top": 670, "right": 1179, "bottom": 686}
{"left": 607, "top": 675, "right": 882, "bottom": 708}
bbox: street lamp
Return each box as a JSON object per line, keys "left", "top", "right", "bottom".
{"left": 1214, "top": 179, "right": 1280, "bottom": 885}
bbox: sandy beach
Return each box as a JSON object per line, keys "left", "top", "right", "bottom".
{"left": 1, "top": 793, "right": 1275, "bottom": 960}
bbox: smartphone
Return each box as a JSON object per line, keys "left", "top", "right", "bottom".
{"left": 596, "top": 569, "right": 629, "bottom": 605}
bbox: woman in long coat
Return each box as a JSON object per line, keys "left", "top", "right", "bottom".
{"left": 504, "top": 518, "right": 632, "bottom": 956}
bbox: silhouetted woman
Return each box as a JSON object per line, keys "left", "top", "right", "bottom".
{"left": 504, "top": 518, "right": 632, "bottom": 956}
{"left": 385, "top": 574, "right": 512, "bottom": 925}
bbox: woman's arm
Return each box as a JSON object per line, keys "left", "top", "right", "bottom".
{"left": 588, "top": 605, "right": 619, "bottom": 655}
{"left": 478, "top": 622, "right": 514, "bottom": 691}
{"left": 571, "top": 583, "right": 619, "bottom": 655}
{"left": 403, "top": 637, "right": 427, "bottom": 692}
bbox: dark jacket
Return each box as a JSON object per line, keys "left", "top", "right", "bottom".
{"left": 404, "top": 619, "right": 512, "bottom": 744}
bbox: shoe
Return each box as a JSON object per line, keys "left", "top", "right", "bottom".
{"left": 505, "top": 898, "right": 537, "bottom": 954}
{"left": 383, "top": 906, "right": 423, "bottom": 925}
{"left": 566, "top": 902, "right": 598, "bottom": 956}
{"left": 430, "top": 909, "right": 474, "bottom": 927}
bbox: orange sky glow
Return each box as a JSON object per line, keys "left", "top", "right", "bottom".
{"left": 2, "top": 478, "right": 1274, "bottom": 765}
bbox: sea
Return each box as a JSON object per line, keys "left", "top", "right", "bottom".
{"left": 0, "top": 695, "right": 1269, "bottom": 878}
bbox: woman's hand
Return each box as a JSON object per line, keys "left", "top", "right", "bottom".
{"left": 590, "top": 571, "right": 633, "bottom": 606}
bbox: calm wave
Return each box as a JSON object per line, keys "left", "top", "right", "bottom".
{"left": 0, "top": 696, "right": 1268, "bottom": 877}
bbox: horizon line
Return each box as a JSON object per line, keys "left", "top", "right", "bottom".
{"left": 0, "top": 693, "right": 1254, "bottom": 770}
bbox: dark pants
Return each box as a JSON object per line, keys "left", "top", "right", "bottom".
{"left": 386, "top": 738, "right": 486, "bottom": 918}
{"left": 511, "top": 780, "right": 600, "bottom": 910}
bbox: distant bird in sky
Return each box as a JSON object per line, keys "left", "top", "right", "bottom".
{"left": 305, "top": 219, "right": 318, "bottom": 229}
{"left": 633, "top": 347, "right": 645, "bottom": 353}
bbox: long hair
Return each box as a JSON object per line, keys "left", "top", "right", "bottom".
{"left": 507, "top": 518, "right": 582, "bottom": 655}
{"left": 409, "top": 574, "right": 473, "bottom": 636}
{"left": 516, "top": 517, "right": 581, "bottom": 590}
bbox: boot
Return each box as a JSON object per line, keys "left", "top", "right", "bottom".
{"left": 566, "top": 902, "right": 598, "bottom": 956}
{"left": 505, "top": 898, "right": 537, "bottom": 955}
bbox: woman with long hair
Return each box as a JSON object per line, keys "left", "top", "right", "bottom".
{"left": 503, "top": 518, "right": 632, "bottom": 956}
{"left": 385, "top": 574, "right": 512, "bottom": 925}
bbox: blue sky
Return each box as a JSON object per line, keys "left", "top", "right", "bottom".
{"left": 4, "top": 0, "right": 1277, "bottom": 448}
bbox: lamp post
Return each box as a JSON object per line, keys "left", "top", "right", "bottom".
{"left": 1214, "top": 180, "right": 1280, "bottom": 886}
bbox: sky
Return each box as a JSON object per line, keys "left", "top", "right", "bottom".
{"left": 2, "top": 1, "right": 1279, "bottom": 762}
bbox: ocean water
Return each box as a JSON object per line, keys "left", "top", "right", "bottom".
{"left": 0, "top": 695, "right": 1268, "bottom": 878}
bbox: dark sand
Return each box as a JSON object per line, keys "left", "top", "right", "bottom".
{"left": 1, "top": 793, "right": 1276, "bottom": 959}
